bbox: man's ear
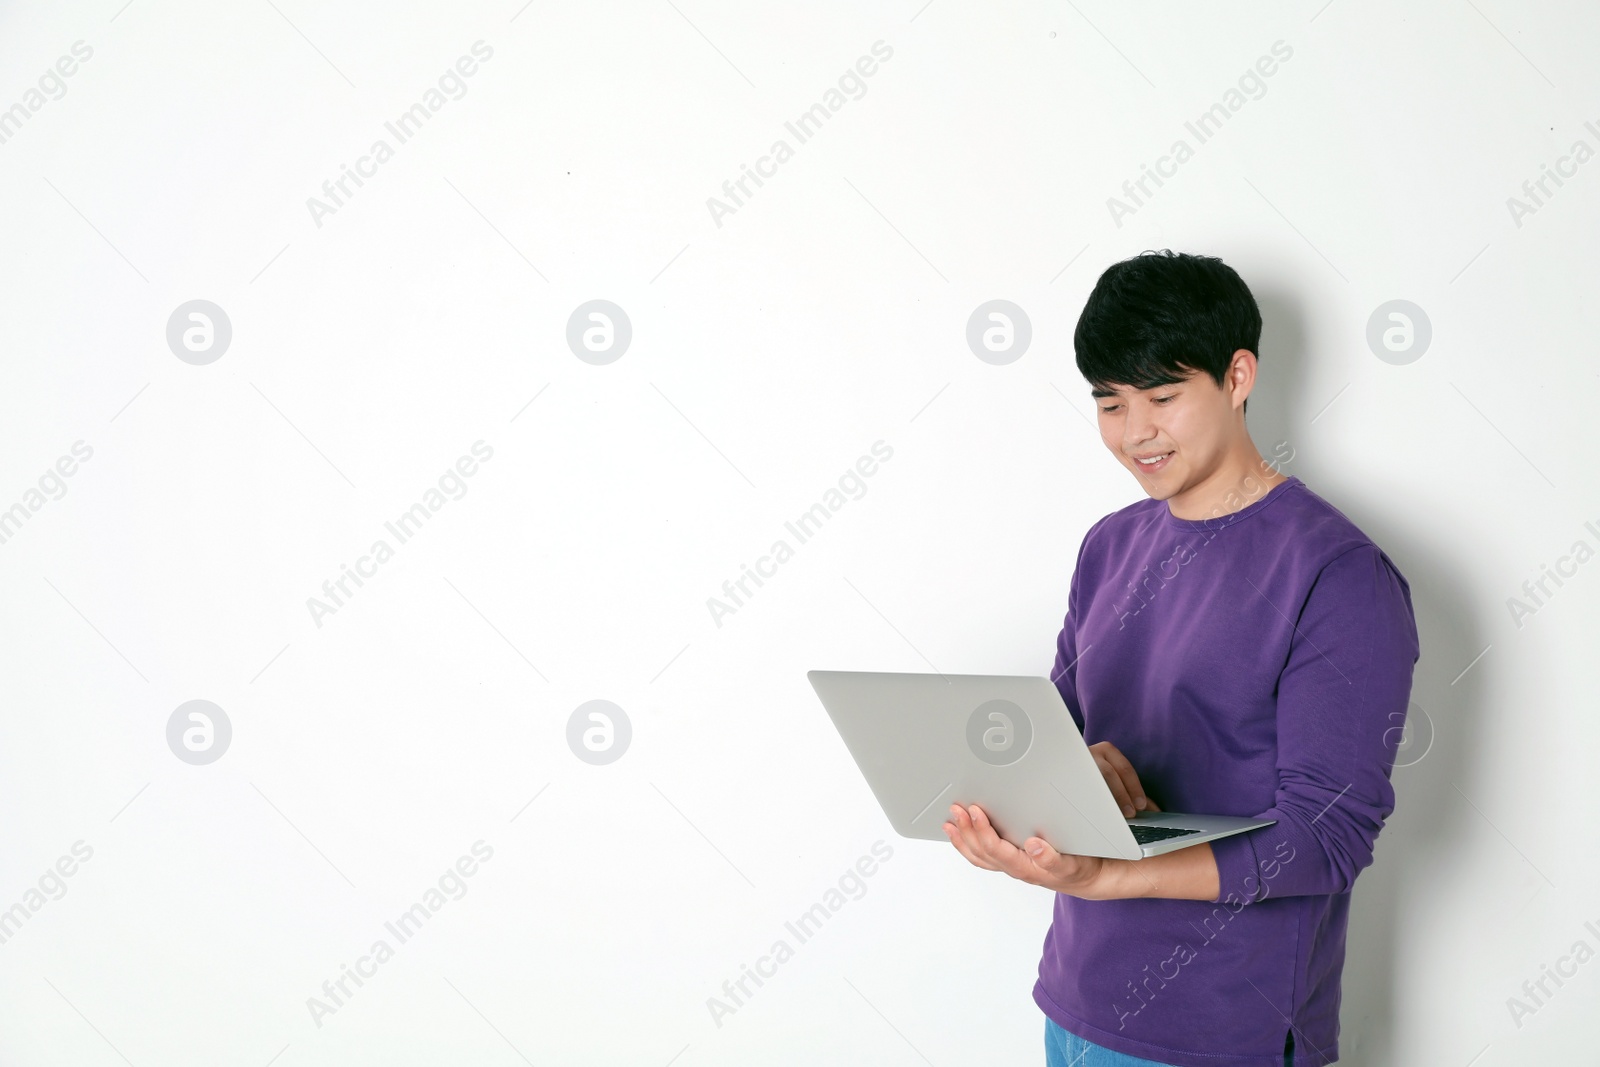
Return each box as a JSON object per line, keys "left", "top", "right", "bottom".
{"left": 1229, "top": 349, "right": 1259, "bottom": 412}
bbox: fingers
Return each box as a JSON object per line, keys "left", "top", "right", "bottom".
{"left": 963, "top": 805, "right": 1041, "bottom": 883}
{"left": 943, "top": 806, "right": 999, "bottom": 870}
{"left": 944, "top": 804, "right": 1103, "bottom": 892}
{"left": 1092, "top": 744, "right": 1137, "bottom": 816}
{"left": 943, "top": 804, "right": 1005, "bottom": 872}
{"left": 1091, "top": 741, "right": 1150, "bottom": 818}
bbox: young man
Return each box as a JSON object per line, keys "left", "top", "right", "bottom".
{"left": 943, "top": 250, "right": 1420, "bottom": 1067}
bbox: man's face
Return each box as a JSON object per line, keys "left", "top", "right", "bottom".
{"left": 1093, "top": 366, "right": 1236, "bottom": 500}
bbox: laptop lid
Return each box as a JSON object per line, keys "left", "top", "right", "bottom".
{"left": 807, "top": 670, "right": 1145, "bottom": 861}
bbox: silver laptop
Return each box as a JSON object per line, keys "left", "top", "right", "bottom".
{"left": 807, "top": 670, "right": 1274, "bottom": 860}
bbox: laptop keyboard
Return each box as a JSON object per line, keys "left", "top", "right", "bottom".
{"left": 1130, "top": 825, "right": 1203, "bottom": 844}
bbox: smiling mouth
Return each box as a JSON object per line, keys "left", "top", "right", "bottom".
{"left": 1133, "top": 452, "right": 1173, "bottom": 471}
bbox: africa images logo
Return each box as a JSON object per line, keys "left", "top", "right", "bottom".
{"left": 966, "top": 699, "right": 1033, "bottom": 766}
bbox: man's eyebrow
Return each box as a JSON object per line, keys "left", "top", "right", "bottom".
{"left": 1090, "top": 378, "right": 1189, "bottom": 399}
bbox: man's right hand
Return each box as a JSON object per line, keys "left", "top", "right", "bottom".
{"left": 1088, "top": 740, "right": 1161, "bottom": 818}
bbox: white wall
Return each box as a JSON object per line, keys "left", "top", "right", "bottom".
{"left": 1, "top": 1, "right": 1596, "bottom": 1063}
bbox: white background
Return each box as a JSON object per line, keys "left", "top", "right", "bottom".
{"left": 1, "top": 1, "right": 1597, "bottom": 1064}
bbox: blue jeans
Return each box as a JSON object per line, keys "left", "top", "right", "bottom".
{"left": 1044, "top": 1017, "right": 1179, "bottom": 1066}
{"left": 1044, "top": 1017, "right": 1297, "bottom": 1067}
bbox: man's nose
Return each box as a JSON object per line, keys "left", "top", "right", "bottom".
{"left": 1123, "top": 402, "right": 1157, "bottom": 445}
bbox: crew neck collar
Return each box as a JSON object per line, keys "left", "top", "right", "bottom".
{"left": 1161, "top": 474, "right": 1301, "bottom": 531}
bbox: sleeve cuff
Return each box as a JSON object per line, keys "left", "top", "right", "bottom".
{"left": 1209, "top": 824, "right": 1267, "bottom": 905}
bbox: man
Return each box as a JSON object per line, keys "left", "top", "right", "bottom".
{"left": 943, "top": 250, "right": 1420, "bottom": 1067}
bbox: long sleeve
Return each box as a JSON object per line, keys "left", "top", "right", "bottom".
{"left": 1051, "top": 520, "right": 1103, "bottom": 735}
{"left": 1209, "top": 544, "right": 1420, "bottom": 904}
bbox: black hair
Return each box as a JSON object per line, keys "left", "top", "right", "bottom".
{"left": 1074, "top": 249, "right": 1262, "bottom": 414}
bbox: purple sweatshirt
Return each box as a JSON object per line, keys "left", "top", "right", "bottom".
{"left": 1032, "top": 475, "right": 1419, "bottom": 1067}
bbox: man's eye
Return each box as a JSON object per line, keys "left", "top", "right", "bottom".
{"left": 1099, "top": 405, "right": 1119, "bottom": 414}
{"left": 1154, "top": 395, "right": 1175, "bottom": 404}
